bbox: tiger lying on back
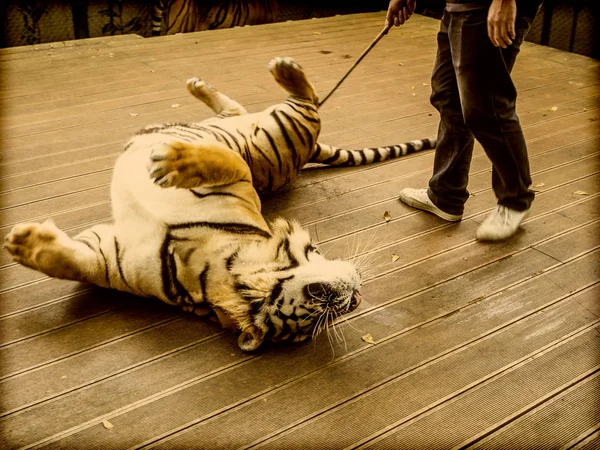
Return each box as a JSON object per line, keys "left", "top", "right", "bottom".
{"left": 140, "top": 56, "right": 435, "bottom": 194}
{"left": 5, "top": 57, "right": 433, "bottom": 351}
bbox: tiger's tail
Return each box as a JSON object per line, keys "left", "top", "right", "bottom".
{"left": 309, "top": 137, "right": 436, "bottom": 166}
{"left": 151, "top": 0, "right": 165, "bottom": 36}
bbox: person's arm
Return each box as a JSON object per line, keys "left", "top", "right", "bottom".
{"left": 385, "top": 0, "right": 417, "bottom": 27}
{"left": 487, "top": 0, "right": 517, "bottom": 48}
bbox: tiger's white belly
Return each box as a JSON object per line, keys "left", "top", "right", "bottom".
{"left": 107, "top": 138, "right": 269, "bottom": 303}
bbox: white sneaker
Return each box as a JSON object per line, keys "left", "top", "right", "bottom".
{"left": 398, "top": 188, "right": 463, "bottom": 222}
{"left": 476, "top": 205, "right": 531, "bottom": 241}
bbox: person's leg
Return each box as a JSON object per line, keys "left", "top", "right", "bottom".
{"left": 428, "top": 8, "right": 476, "bottom": 216}
{"left": 449, "top": 9, "right": 537, "bottom": 239}
{"left": 399, "top": 9, "right": 473, "bottom": 221}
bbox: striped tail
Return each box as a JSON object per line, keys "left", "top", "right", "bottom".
{"left": 309, "top": 137, "right": 436, "bottom": 166}
{"left": 151, "top": 0, "right": 164, "bottom": 36}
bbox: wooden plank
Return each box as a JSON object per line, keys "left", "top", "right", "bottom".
{"left": 108, "top": 234, "right": 596, "bottom": 449}
{"left": 0, "top": 279, "right": 94, "bottom": 319}
{"left": 0, "top": 185, "right": 110, "bottom": 229}
{"left": 0, "top": 34, "right": 142, "bottom": 59}
{"left": 346, "top": 331, "right": 600, "bottom": 450}
{"left": 0, "top": 316, "right": 220, "bottom": 414}
{"left": 1, "top": 332, "right": 256, "bottom": 448}
{"left": 0, "top": 293, "right": 175, "bottom": 357}
{"left": 1, "top": 152, "right": 118, "bottom": 193}
{"left": 321, "top": 87, "right": 599, "bottom": 150}
{"left": 0, "top": 171, "right": 112, "bottom": 210}
{"left": 464, "top": 372, "right": 600, "bottom": 449}
{"left": 0, "top": 13, "right": 388, "bottom": 62}
{"left": 6, "top": 47, "right": 440, "bottom": 138}
{"left": 0, "top": 73, "right": 178, "bottom": 114}
{"left": 535, "top": 220, "right": 600, "bottom": 262}
{"left": 236, "top": 288, "right": 600, "bottom": 450}
{"left": 574, "top": 431, "right": 600, "bottom": 450}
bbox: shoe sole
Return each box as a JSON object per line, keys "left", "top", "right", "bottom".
{"left": 399, "top": 192, "right": 463, "bottom": 222}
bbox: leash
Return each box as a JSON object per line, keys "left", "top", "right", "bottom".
{"left": 317, "top": 23, "right": 392, "bottom": 109}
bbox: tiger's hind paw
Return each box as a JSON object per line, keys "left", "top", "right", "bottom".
{"left": 268, "top": 57, "right": 303, "bottom": 82}
{"left": 268, "top": 57, "right": 317, "bottom": 103}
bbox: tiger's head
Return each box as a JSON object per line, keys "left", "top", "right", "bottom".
{"left": 229, "top": 218, "right": 362, "bottom": 351}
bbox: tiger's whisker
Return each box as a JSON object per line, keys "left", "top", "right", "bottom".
{"left": 330, "top": 311, "right": 344, "bottom": 343}
{"left": 324, "top": 310, "right": 337, "bottom": 359}
{"left": 320, "top": 238, "right": 345, "bottom": 259}
{"left": 336, "top": 312, "right": 364, "bottom": 334}
{"left": 331, "top": 310, "right": 348, "bottom": 352}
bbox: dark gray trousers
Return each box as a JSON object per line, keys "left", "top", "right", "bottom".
{"left": 427, "top": 5, "right": 540, "bottom": 215}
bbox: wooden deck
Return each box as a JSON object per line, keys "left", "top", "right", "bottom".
{"left": 1, "top": 11, "right": 599, "bottom": 449}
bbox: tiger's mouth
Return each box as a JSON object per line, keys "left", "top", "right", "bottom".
{"left": 348, "top": 290, "right": 361, "bottom": 312}
{"left": 325, "top": 290, "right": 361, "bottom": 327}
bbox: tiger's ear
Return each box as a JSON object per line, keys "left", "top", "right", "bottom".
{"left": 237, "top": 326, "right": 265, "bottom": 352}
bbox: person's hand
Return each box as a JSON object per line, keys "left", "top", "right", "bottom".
{"left": 487, "top": 0, "right": 517, "bottom": 48}
{"left": 385, "top": 0, "right": 416, "bottom": 29}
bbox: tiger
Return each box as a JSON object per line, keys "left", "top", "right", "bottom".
{"left": 5, "top": 57, "right": 433, "bottom": 351}
{"left": 151, "top": 0, "right": 278, "bottom": 36}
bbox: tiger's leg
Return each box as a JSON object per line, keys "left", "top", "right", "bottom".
{"left": 186, "top": 78, "right": 248, "bottom": 118}
{"left": 268, "top": 57, "right": 318, "bottom": 104}
{"left": 5, "top": 220, "right": 118, "bottom": 289}
{"left": 148, "top": 140, "right": 253, "bottom": 189}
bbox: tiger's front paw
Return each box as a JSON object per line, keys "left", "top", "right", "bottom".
{"left": 148, "top": 142, "right": 203, "bottom": 189}
{"left": 186, "top": 77, "right": 215, "bottom": 99}
{"left": 5, "top": 220, "right": 62, "bottom": 271}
